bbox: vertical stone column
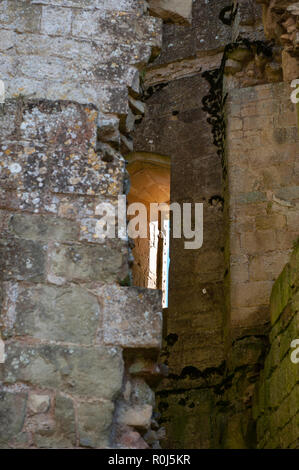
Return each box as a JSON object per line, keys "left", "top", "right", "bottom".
{"left": 226, "top": 81, "right": 299, "bottom": 342}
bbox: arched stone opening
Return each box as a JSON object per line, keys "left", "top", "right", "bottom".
{"left": 126, "top": 152, "right": 171, "bottom": 307}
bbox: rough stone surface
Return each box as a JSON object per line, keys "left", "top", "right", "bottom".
{"left": 0, "top": 0, "right": 298, "bottom": 451}
{"left": 28, "top": 394, "right": 51, "bottom": 415}
{"left": 253, "top": 242, "right": 299, "bottom": 449}
{"left": 1, "top": 283, "right": 101, "bottom": 344}
{"left": 0, "top": 392, "right": 28, "bottom": 448}
{"left": 0, "top": 0, "right": 164, "bottom": 449}
{"left": 48, "top": 242, "right": 127, "bottom": 283}
{"left": 226, "top": 82, "right": 299, "bottom": 338}
{"left": 0, "top": 1, "right": 162, "bottom": 108}
{"left": 118, "top": 403, "right": 153, "bottom": 430}
{"left": 135, "top": 0, "right": 299, "bottom": 450}
{"left": 77, "top": 400, "right": 114, "bottom": 448}
{"left": 148, "top": 0, "right": 193, "bottom": 25}
{"left": 96, "top": 285, "right": 162, "bottom": 348}
{"left": 1, "top": 343, "right": 124, "bottom": 401}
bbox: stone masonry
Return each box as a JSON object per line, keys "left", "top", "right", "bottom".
{"left": 0, "top": 0, "right": 164, "bottom": 449}
{"left": 253, "top": 241, "right": 299, "bottom": 448}
{"left": 0, "top": 0, "right": 299, "bottom": 450}
{"left": 132, "top": 0, "right": 299, "bottom": 448}
{"left": 226, "top": 81, "right": 299, "bottom": 343}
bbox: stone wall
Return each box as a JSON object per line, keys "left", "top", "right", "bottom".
{"left": 0, "top": 0, "right": 164, "bottom": 449}
{"left": 256, "top": 0, "right": 299, "bottom": 81}
{"left": 226, "top": 80, "right": 299, "bottom": 342}
{"left": 215, "top": 79, "right": 299, "bottom": 449}
{"left": 0, "top": 0, "right": 298, "bottom": 450}
{"left": 252, "top": 242, "right": 299, "bottom": 448}
{"left": 132, "top": 0, "right": 232, "bottom": 449}
{"left": 133, "top": 0, "right": 299, "bottom": 449}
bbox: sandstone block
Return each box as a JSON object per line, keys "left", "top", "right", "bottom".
{"left": 255, "top": 214, "right": 286, "bottom": 231}
{"left": 54, "top": 393, "right": 76, "bottom": 447}
{"left": 241, "top": 230, "right": 277, "bottom": 254}
{"left": 236, "top": 191, "right": 267, "bottom": 205}
{"left": 231, "top": 281, "right": 273, "bottom": 308}
{"left": 96, "top": 285, "right": 162, "bottom": 349}
{"left": 0, "top": 237, "right": 46, "bottom": 282}
{"left": 32, "top": 393, "right": 76, "bottom": 448}
{"left": 48, "top": 242, "right": 127, "bottom": 283}
{"left": 77, "top": 400, "right": 114, "bottom": 448}
{"left": 0, "top": 1, "right": 42, "bottom": 33}
{"left": 41, "top": 6, "right": 72, "bottom": 36}
{"left": 249, "top": 252, "right": 290, "bottom": 282}
{"left": 28, "top": 394, "right": 50, "bottom": 415}
{"left": 148, "top": 0, "right": 193, "bottom": 25}
{"left": 2, "top": 283, "right": 100, "bottom": 345}
{"left": 9, "top": 213, "right": 79, "bottom": 242}
{"left": 130, "top": 378, "right": 155, "bottom": 407}
{"left": 2, "top": 342, "right": 124, "bottom": 400}
{"left": 0, "top": 392, "right": 28, "bottom": 447}
{"left": 118, "top": 404, "right": 153, "bottom": 430}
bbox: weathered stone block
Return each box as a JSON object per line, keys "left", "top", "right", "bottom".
{"left": 31, "top": 0, "right": 143, "bottom": 10}
{"left": 241, "top": 230, "right": 277, "bottom": 254}
{"left": 53, "top": 393, "right": 76, "bottom": 447}
{"left": 118, "top": 403, "right": 153, "bottom": 430}
{"left": 96, "top": 285, "right": 162, "bottom": 349}
{"left": 255, "top": 214, "right": 286, "bottom": 231}
{"left": 2, "top": 342, "right": 123, "bottom": 400}
{"left": 41, "top": 6, "right": 72, "bottom": 36}
{"left": 232, "top": 281, "right": 273, "bottom": 308}
{"left": 1, "top": 283, "right": 100, "bottom": 345}
{"left": 0, "top": 100, "right": 120, "bottom": 197}
{"left": 270, "top": 263, "right": 292, "bottom": 325}
{"left": 77, "top": 400, "right": 114, "bottom": 448}
{"left": 28, "top": 393, "right": 51, "bottom": 415}
{"left": 249, "top": 251, "right": 290, "bottom": 282}
{"left": 236, "top": 191, "right": 267, "bottom": 205}
{"left": 71, "top": 10, "right": 161, "bottom": 47}
{"left": 0, "top": 1, "right": 42, "bottom": 33}
{"left": 131, "top": 378, "right": 155, "bottom": 407}
{"left": 0, "top": 237, "right": 46, "bottom": 282}
{"left": 48, "top": 242, "right": 127, "bottom": 283}
{"left": 0, "top": 391, "right": 28, "bottom": 448}
{"left": 148, "top": 0, "right": 193, "bottom": 25}
{"left": 9, "top": 213, "right": 79, "bottom": 242}
{"left": 32, "top": 393, "right": 76, "bottom": 448}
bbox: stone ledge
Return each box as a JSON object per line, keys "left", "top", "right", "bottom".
{"left": 95, "top": 285, "right": 162, "bottom": 349}
{"left": 148, "top": 0, "right": 193, "bottom": 25}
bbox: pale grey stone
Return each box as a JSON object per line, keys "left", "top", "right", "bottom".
{"left": 2, "top": 343, "right": 124, "bottom": 400}
{"left": 96, "top": 285, "right": 162, "bottom": 349}
{"left": 78, "top": 400, "right": 114, "bottom": 448}
{"left": 2, "top": 283, "right": 100, "bottom": 344}
{"left": 0, "top": 392, "right": 28, "bottom": 447}
{"left": 41, "top": 6, "right": 72, "bottom": 36}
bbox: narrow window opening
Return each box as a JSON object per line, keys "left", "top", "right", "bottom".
{"left": 126, "top": 152, "right": 170, "bottom": 307}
